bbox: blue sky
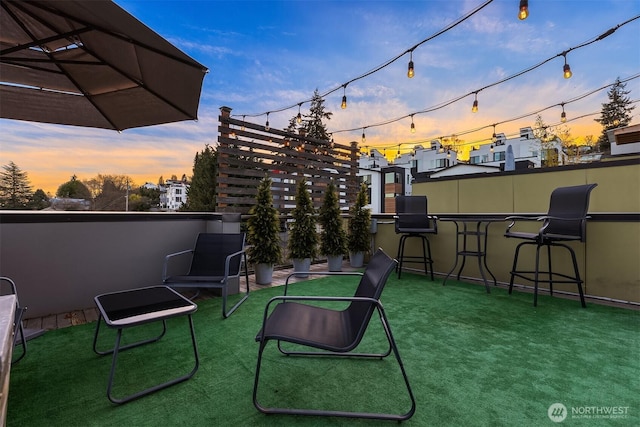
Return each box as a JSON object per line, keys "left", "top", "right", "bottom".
{"left": 2, "top": 0, "right": 639, "bottom": 194}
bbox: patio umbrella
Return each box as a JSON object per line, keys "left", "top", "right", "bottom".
{"left": 0, "top": 0, "right": 208, "bottom": 131}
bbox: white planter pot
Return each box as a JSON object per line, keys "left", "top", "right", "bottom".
{"left": 254, "top": 263, "right": 273, "bottom": 285}
{"left": 327, "top": 255, "right": 343, "bottom": 272}
{"left": 349, "top": 251, "right": 364, "bottom": 268}
{"left": 292, "top": 258, "right": 311, "bottom": 278}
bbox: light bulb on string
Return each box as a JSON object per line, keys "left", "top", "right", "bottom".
{"left": 561, "top": 104, "right": 567, "bottom": 123}
{"left": 361, "top": 129, "right": 366, "bottom": 144}
{"left": 296, "top": 104, "right": 302, "bottom": 124}
{"left": 407, "top": 51, "right": 415, "bottom": 78}
{"left": 471, "top": 93, "right": 479, "bottom": 113}
{"left": 518, "top": 0, "right": 529, "bottom": 20}
{"left": 265, "top": 112, "right": 270, "bottom": 131}
{"left": 410, "top": 115, "right": 416, "bottom": 133}
{"left": 341, "top": 85, "right": 348, "bottom": 109}
{"left": 563, "top": 54, "right": 572, "bottom": 79}
{"left": 491, "top": 124, "right": 497, "bottom": 143}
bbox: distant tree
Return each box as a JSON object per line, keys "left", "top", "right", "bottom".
{"left": 94, "top": 179, "right": 126, "bottom": 211}
{"left": 584, "top": 135, "right": 595, "bottom": 149}
{"left": 138, "top": 186, "right": 160, "bottom": 208}
{"left": 158, "top": 176, "right": 164, "bottom": 186}
{"left": 0, "top": 161, "right": 33, "bottom": 209}
{"left": 302, "top": 89, "right": 332, "bottom": 145}
{"left": 56, "top": 175, "right": 92, "bottom": 200}
{"left": 533, "top": 115, "right": 559, "bottom": 167}
{"left": 30, "top": 189, "right": 50, "bottom": 210}
{"left": 533, "top": 115, "right": 555, "bottom": 143}
{"left": 182, "top": 144, "right": 217, "bottom": 212}
{"left": 595, "top": 78, "right": 635, "bottom": 150}
{"left": 170, "top": 174, "right": 178, "bottom": 181}
{"left": 441, "top": 134, "right": 463, "bottom": 152}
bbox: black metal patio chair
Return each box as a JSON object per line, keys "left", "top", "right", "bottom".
{"left": 162, "top": 233, "right": 249, "bottom": 318}
{"left": 0, "top": 276, "right": 27, "bottom": 364}
{"left": 394, "top": 195, "right": 437, "bottom": 279}
{"left": 504, "top": 183, "right": 597, "bottom": 307}
{"left": 253, "top": 248, "right": 416, "bottom": 421}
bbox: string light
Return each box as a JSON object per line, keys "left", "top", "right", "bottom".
{"left": 232, "top": 0, "right": 495, "bottom": 121}
{"left": 410, "top": 115, "right": 416, "bottom": 133}
{"left": 472, "top": 92, "right": 479, "bottom": 113}
{"left": 563, "top": 53, "right": 572, "bottom": 79}
{"left": 491, "top": 124, "right": 497, "bottom": 143}
{"left": 560, "top": 103, "right": 567, "bottom": 123}
{"left": 490, "top": 144, "right": 494, "bottom": 152}
{"left": 407, "top": 50, "right": 415, "bottom": 78}
{"left": 265, "top": 112, "right": 270, "bottom": 131}
{"left": 341, "top": 85, "right": 348, "bottom": 109}
{"left": 518, "top": 0, "right": 529, "bottom": 20}
{"left": 362, "top": 128, "right": 366, "bottom": 144}
{"left": 231, "top": 15, "right": 638, "bottom": 144}
{"left": 296, "top": 103, "right": 302, "bottom": 123}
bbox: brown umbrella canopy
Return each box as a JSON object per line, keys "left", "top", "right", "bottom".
{"left": 0, "top": 0, "right": 208, "bottom": 131}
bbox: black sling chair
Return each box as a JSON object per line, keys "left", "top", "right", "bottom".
{"left": 505, "top": 183, "right": 597, "bottom": 307}
{"left": 253, "top": 248, "right": 416, "bottom": 421}
{"left": 163, "top": 233, "right": 249, "bottom": 318}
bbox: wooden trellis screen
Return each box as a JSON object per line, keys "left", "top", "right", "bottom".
{"left": 216, "top": 107, "right": 360, "bottom": 214}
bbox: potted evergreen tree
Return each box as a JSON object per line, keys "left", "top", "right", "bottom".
{"left": 318, "top": 179, "right": 347, "bottom": 271}
{"left": 247, "top": 175, "right": 282, "bottom": 285}
{"left": 347, "top": 182, "right": 372, "bottom": 268}
{"left": 288, "top": 179, "right": 318, "bottom": 277}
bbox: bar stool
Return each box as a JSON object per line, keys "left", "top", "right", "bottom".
{"left": 394, "top": 196, "right": 438, "bottom": 280}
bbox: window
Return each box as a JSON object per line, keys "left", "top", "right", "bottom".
{"left": 175, "top": 188, "right": 182, "bottom": 195}
{"left": 385, "top": 172, "right": 399, "bottom": 184}
{"left": 435, "top": 158, "right": 447, "bottom": 168}
{"left": 470, "top": 156, "right": 480, "bottom": 165}
{"left": 493, "top": 152, "right": 505, "bottom": 161}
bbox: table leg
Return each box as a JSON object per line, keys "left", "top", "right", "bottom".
{"left": 105, "top": 315, "right": 199, "bottom": 404}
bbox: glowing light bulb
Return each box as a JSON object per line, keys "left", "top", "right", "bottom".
{"left": 561, "top": 111, "right": 567, "bottom": 123}
{"left": 472, "top": 99, "right": 478, "bottom": 113}
{"left": 518, "top": 0, "right": 529, "bottom": 20}
{"left": 341, "top": 95, "right": 347, "bottom": 109}
{"left": 411, "top": 122, "right": 416, "bottom": 133}
{"left": 407, "top": 60, "right": 414, "bottom": 78}
{"left": 563, "top": 63, "right": 572, "bottom": 79}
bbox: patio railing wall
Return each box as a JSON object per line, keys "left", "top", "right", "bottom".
{"left": 0, "top": 158, "right": 638, "bottom": 318}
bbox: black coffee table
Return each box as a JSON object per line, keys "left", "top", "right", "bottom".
{"left": 93, "top": 285, "right": 199, "bottom": 404}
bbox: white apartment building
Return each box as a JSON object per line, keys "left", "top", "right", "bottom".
{"left": 468, "top": 127, "right": 567, "bottom": 169}
{"left": 160, "top": 179, "right": 189, "bottom": 211}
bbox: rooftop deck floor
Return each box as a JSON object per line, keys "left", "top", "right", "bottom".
{"left": 21, "top": 259, "right": 637, "bottom": 336}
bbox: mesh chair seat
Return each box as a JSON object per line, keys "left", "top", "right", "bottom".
{"left": 253, "top": 248, "right": 416, "bottom": 421}
{"left": 163, "top": 233, "right": 249, "bottom": 318}
{"left": 505, "top": 184, "right": 597, "bottom": 307}
{"left": 394, "top": 196, "right": 437, "bottom": 280}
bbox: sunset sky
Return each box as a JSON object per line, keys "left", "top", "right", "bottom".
{"left": 1, "top": 0, "right": 639, "bottom": 195}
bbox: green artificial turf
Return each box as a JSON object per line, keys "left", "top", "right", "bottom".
{"left": 7, "top": 274, "right": 639, "bottom": 426}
